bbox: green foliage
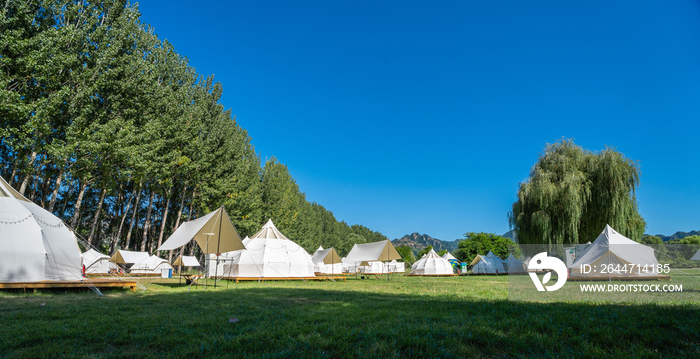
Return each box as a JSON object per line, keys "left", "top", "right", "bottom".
{"left": 417, "top": 245, "right": 434, "bottom": 258}
{"left": 509, "top": 138, "right": 645, "bottom": 246}
{"left": 395, "top": 245, "right": 416, "bottom": 264}
{"left": 437, "top": 249, "right": 449, "bottom": 257}
{"left": 640, "top": 235, "right": 663, "bottom": 245}
{"left": 453, "top": 232, "right": 512, "bottom": 264}
{"left": 0, "top": 0, "right": 385, "bottom": 257}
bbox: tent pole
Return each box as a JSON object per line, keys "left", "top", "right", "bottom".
{"left": 214, "top": 207, "right": 223, "bottom": 289}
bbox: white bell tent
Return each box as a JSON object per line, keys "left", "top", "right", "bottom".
{"left": 0, "top": 176, "right": 83, "bottom": 283}
{"left": 130, "top": 255, "right": 173, "bottom": 275}
{"left": 505, "top": 254, "right": 527, "bottom": 274}
{"left": 82, "top": 249, "right": 117, "bottom": 274}
{"left": 569, "top": 225, "right": 660, "bottom": 277}
{"left": 409, "top": 248, "right": 454, "bottom": 276}
{"left": 220, "top": 220, "right": 316, "bottom": 278}
{"left": 471, "top": 251, "right": 507, "bottom": 274}
{"left": 311, "top": 247, "right": 343, "bottom": 275}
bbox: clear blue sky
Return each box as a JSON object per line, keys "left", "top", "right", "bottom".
{"left": 137, "top": 1, "right": 700, "bottom": 241}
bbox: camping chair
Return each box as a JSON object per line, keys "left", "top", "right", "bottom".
{"left": 183, "top": 274, "right": 201, "bottom": 290}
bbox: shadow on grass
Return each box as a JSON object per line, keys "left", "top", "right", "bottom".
{"left": 0, "top": 281, "right": 699, "bottom": 359}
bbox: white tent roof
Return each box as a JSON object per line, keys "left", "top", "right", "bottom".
{"left": 0, "top": 176, "right": 82, "bottom": 282}
{"left": 82, "top": 249, "right": 109, "bottom": 268}
{"left": 442, "top": 252, "right": 458, "bottom": 261}
{"left": 569, "top": 225, "right": 660, "bottom": 277}
{"left": 471, "top": 251, "right": 506, "bottom": 274}
{"left": 410, "top": 249, "right": 453, "bottom": 275}
{"left": 158, "top": 206, "right": 245, "bottom": 254}
{"left": 344, "top": 240, "right": 402, "bottom": 263}
{"left": 110, "top": 250, "right": 150, "bottom": 264}
{"left": 173, "top": 255, "right": 200, "bottom": 267}
{"left": 251, "top": 219, "right": 289, "bottom": 240}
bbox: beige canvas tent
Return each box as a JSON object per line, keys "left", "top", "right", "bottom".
{"left": 173, "top": 255, "right": 200, "bottom": 267}
{"left": 82, "top": 249, "right": 117, "bottom": 274}
{"left": 312, "top": 247, "right": 343, "bottom": 274}
{"left": 158, "top": 206, "right": 245, "bottom": 255}
{"left": 0, "top": 175, "right": 83, "bottom": 283}
{"left": 110, "top": 250, "right": 150, "bottom": 265}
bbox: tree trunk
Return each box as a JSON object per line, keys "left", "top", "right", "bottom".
{"left": 124, "top": 181, "right": 143, "bottom": 250}
{"left": 70, "top": 180, "right": 87, "bottom": 229}
{"left": 168, "top": 185, "right": 188, "bottom": 261}
{"left": 39, "top": 172, "right": 51, "bottom": 208}
{"left": 19, "top": 150, "right": 37, "bottom": 195}
{"left": 47, "top": 168, "right": 64, "bottom": 213}
{"left": 156, "top": 186, "right": 172, "bottom": 257}
{"left": 87, "top": 187, "right": 107, "bottom": 247}
{"left": 8, "top": 163, "right": 17, "bottom": 186}
{"left": 111, "top": 186, "right": 136, "bottom": 253}
{"left": 140, "top": 189, "right": 155, "bottom": 252}
{"left": 187, "top": 190, "right": 196, "bottom": 256}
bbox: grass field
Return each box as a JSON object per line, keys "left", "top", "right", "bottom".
{"left": 1, "top": 273, "right": 699, "bottom": 358}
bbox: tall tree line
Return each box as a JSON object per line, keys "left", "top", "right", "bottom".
{"left": 0, "top": 0, "right": 386, "bottom": 257}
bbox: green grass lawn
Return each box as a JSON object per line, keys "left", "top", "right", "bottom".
{"left": 1, "top": 274, "right": 699, "bottom": 358}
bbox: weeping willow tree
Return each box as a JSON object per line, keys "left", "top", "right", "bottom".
{"left": 509, "top": 139, "right": 645, "bottom": 246}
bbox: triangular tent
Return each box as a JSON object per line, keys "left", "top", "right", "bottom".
{"left": 311, "top": 247, "right": 342, "bottom": 265}
{"left": 110, "top": 250, "right": 151, "bottom": 264}
{"left": 569, "top": 224, "right": 660, "bottom": 277}
{"left": 172, "top": 255, "right": 200, "bottom": 267}
{"left": 409, "top": 248, "right": 454, "bottom": 275}
{"left": 0, "top": 175, "right": 82, "bottom": 282}
{"left": 471, "top": 252, "right": 506, "bottom": 274}
{"left": 158, "top": 206, "right": 245, "bottom": 254}
{"left": 344, "top": 240, "right": 402, "bottom": 263}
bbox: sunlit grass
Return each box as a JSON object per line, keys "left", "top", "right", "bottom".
{"left": 0, "top": 274, "right": 698, "bottom": 358}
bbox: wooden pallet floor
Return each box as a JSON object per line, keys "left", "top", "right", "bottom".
{"left": 0, "top": 278, "right": 138, "bottom": 292}
{"left": 220, "top": 276, "right": 346, "bottom": 282}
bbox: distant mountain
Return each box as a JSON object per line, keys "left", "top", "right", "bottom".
{"left": 392, "top": 233, "right": 459, "bottom": 254}
{"left": 648, "top": 230, "right": 700, "bottom": 242}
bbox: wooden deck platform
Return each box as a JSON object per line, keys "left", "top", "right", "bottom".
{"left": 220, "top": 276, "right": 346, "bottom": 282}
{"left": 0, "top": 278, "right": 138, "bottom": 292}
{"left": 567, "top": 275, "right": 671, "bottom": 282}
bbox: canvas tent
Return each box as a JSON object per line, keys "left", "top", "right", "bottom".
{"left": 344, "top": 240, "right": 402, "bottom": 268}
{"left": 387, "top": 259, "right": 405, "bottom": 273}
{"left": 110, "top": 250, "right": 150, "bottom": 265}
{"left": 0, "top": 175, "right": 82, "bottom": 282}
{"left": 130, "top": 255, "right": 173, "bottom": 275}
{"left": 471, "top": 251, "right": 506, "bottom": 274}
{"left": 311, "top": 247, "right": 343, "bottom": 275}
{"left": 505, "top": 254, "right": 527, "bottom": 273}
{"left": 82, "top": 249, "right": 116, "bottom": 274}
{"left": 173, "top": 255, "right": 200, "bottom": 267}
{"left": 569, "top": 225, "right": 660, "bottom": 277}
{"left": 158, "top": 206, "right": 245, "bottom": 255}
{"left": 219, "top": 220, "right": 315, "bottom": 278}
{"left": 409, "top": 249, "right": 454, "bottom": 275}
